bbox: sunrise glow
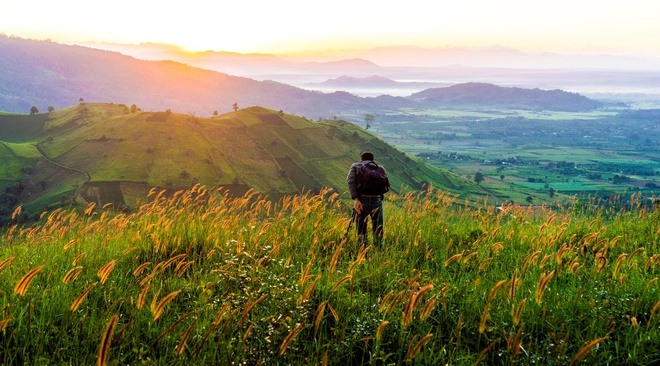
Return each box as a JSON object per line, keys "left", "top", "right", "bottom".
{"left": 2, "top": 0, "right": 660, "bottom": 56}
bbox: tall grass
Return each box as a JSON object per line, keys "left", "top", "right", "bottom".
{"left": 0, "top": 185, "right": 659, "bottom": 364}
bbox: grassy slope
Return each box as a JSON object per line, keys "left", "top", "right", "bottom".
{"left": 12, "top": 103, "right": 486, "bottom": 207}
{"left": 0, "top": 113, "right": 49, "bottom": 142}
{"left": 0, "top": 187, "right": 658, "bottom": 364}
{"left": 0, "top": 143, "right": 30, "bottom": 181}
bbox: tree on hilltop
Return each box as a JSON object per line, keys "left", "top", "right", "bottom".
{"left": 30, "top": 106, "right": 39, "bottom": 115}
{"left": 365, "top": 113, "right": 375, "bottom": 129}
{"left": 232, "top": 103, "right": 239, "bottom": 112}
{"left": 47, "top": 106, "right": 55, "bottom": 113}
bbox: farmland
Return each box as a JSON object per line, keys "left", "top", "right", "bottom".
{"left": 345, "top": 107, "right": 660, "bottom": 205}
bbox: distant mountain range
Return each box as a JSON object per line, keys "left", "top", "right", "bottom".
{"left": 80, "top": 42, "right": 660, "bottom": 71}
{"left": 1, "top": 35, "right": 607, "bottom": 119}
{"left": 307, "top": 75, "right": 445, "bottom": 89}
{"left": 409, "top": 82, "right": 604, "bottom": 111}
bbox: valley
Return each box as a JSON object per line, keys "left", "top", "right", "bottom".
{"left": 338, "top": 107, "right": 660, "bottom": 206}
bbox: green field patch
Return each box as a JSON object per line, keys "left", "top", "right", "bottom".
{"left": 300, "top": 126, "right": 347, "bottom": 157}
{"left": 303, "top": 156, "right": 354, "bottom": 193}
{"left": 4, "top": 141, "right": 41, "bottom": 158}
{"left": 214, "top": 112, "right": 262, "bottom": 127}
{"left": 400, "top": 108, "right": 501, "bottom": 118}
{"left": 0, "top": 142, "right": 33, "bottom": 179}
{"left": 269, "top": 125, "right": 330, "bottom": 159}
{"left": 201, "top": 125, "right": 297, "bottom": 192}
{"left": 398, "top": 108, "right": 616, "bottom": 121}
{"left": 45, "top": 103, "right": 129, "bottom": 130}
{"left": 514, "top": 110, "right": 616, "bottom": 120}
{"left": 593, "top": 158, "right": 657, "bottom": 167}
{"left": 206, "top": 148, "right": 237, "bottom": 185}
{"left": 54, "top": 140, "right": 145, "bottom": 181}
{"left": 281, "top": 114, "right": 317, "bottom": 129}
{"left": 248, "top": 124, "right": 299, "bottom": 158}
{"left": 516, "top": 181, "right": 612, "bottom": 192}
{"left": 21, "top": 187, "right": 78, "bottom": 215}
{"left": 275, "top": 157, "right": 322, "bottom": 192}
{"left": 256, "top": 112, "right": 287, "bottom": 126}
{"left": 0, "top": 113, "right": 48, "bottom": 141}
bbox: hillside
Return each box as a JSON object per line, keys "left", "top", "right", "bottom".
{"left": 0, "top": 35, "right": 372, "bottom": 119}
{"left": 409, "top": 82, "right": 604, "bottom": 111}
{"left": 0, "top": 103, "right": 484, "bottom": 218}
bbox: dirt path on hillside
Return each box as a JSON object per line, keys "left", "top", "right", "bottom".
{"left": 33, "top": 143, "right": 91, "bottom": 203}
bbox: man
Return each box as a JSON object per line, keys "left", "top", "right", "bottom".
{"left": 347, "top": 151, "right": 390, "bottom": 246}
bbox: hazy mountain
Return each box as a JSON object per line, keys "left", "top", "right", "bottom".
{"left": 0, "top": 35, "right": 379, "bottom": 118}
{"left": 1, "top": 35, "right": 607, "bottom": 121}
{"left": 307, "top": 75, "right": 446, "bottom": 89}
{"left": 73, "top": 40, "right": 660, "bottom": 101}
{"left": 409, "top": 82, "right": 604, "bottom": 111}
{"left": 77, "top": 41, "right": 382, "bottom": 76}
{"left": 310, "top": 76, "right": 399, "bottom": 87}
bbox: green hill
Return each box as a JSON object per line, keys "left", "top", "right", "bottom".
{"left": 1, "top": 103, "right": 487, "bottom": 218}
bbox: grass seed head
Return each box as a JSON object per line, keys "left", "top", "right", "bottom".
{"left": 14, "top": 265, "right": 45, "bottom": 297}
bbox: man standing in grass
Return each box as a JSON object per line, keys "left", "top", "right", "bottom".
{"left": 347, "top": 151, "right": 390, "bottom": 246}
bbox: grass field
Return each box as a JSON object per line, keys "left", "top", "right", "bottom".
{"left": 1, "top": 186, "right": 659, "bottom": 364}
{"left": 0, "top": 143, "right": 35, "bottom": 180}
{"left": 3, "top": 142, "right": 41, "bottom": 158}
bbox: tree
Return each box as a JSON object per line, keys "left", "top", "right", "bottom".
{"left": 365, "top": 113, "right": 375, "bottom": 129}
{"left": 213, "top": 110, "right": 219, "bottom": 117}
{"left": 47, "top": 106, "right": 55, "bottom": 113}
{"left": 526, "top": 196, "right": 533, "bottom": 204}
{"left": 79, "top": 97, "right": 84, "bottom": 104}
{"left": 232, "top": 103, "right": 239, "bottom": 112}
{"left": 29, "top": 106, "right": 39, "bottom": 115}
{"left": 474, "top": 172, "right": 484, "bottom": 185}
{"left": 500, "top": 175, "right": 505, "bottom": 180}
{"left": 130, "top": 104, "right": 138, "bottom": 113}
{"left": 548, "top": 187, "right": 555, "bottom": 198}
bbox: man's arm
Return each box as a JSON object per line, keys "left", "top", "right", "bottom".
{"left": 347, "top": 164, "right": 360, "bottom": 199}
{"left": 347, "top": 164, "right": 363, "bottom": 213}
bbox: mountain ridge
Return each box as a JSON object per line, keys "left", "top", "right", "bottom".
{"left": 1, "top": 35, "right": 606, "bottom": 119}
{"left": 409, "top": 82, "right": 604, "bottom": 111}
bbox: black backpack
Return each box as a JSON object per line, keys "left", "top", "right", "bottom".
{"left": 358, "top": 161, "right": 390, "bottom": 195}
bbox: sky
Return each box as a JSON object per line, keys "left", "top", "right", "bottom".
{"left": 2, "top": 0, "right": 660, "bottom": 57}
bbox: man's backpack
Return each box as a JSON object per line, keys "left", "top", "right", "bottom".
{"left": 358, "top": 161, "right": 390, "bottom": 196}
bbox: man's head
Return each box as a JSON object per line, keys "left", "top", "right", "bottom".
{"left": 360, "top": 151, "right": 374, "bottom": 162}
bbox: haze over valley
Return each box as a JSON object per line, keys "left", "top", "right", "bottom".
{"left": 77, "top": 41, "right": 660, "bottom": 102}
